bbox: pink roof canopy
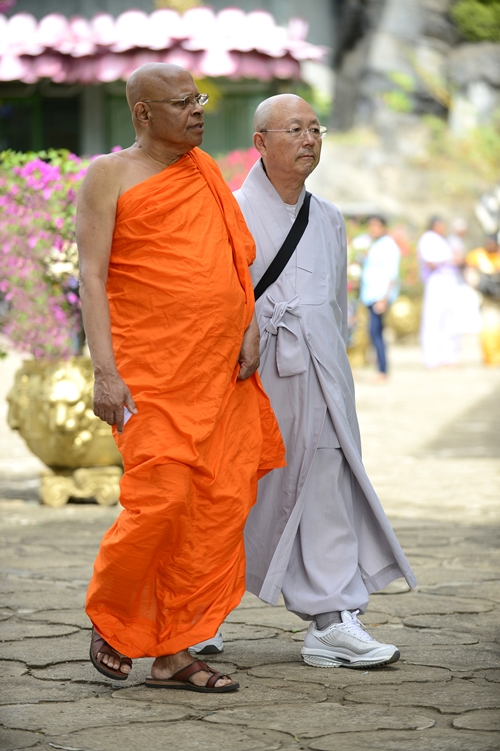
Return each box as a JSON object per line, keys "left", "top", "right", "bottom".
{"left": 0, "top": 7, "right": 327, "bottom": 84}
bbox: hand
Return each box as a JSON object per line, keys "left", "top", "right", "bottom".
{"left": 237, "top": 315, "right": 260, "bottom": 381}
{"left": 373, "top": 299, "right": 388, "bottom": 314}
{"left": 93, "top": 371, "right": 138, "bottom": 434}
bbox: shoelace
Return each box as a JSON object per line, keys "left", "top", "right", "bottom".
{"left": 339, "top": 610, "right": 376, "bottom": 642}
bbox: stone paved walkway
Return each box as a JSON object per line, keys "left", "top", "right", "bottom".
{"left": 1, "top": 337, "right": 499, "bottom": 751}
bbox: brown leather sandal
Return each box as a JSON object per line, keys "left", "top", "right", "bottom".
{"left": 145, "top": 659, "right": 239, "bottom": 693}
{"left": 89, "top": 627, "right": 132, "bottom": 681}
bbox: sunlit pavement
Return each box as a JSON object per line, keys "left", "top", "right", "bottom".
{"left": 1, "top": 336, "right": 499, "bottom": 751}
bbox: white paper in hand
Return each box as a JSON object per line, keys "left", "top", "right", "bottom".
{"left": 123, "top": 407, "right": 133, "bottom": 425}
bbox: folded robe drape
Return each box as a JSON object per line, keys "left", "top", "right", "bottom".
{"left": 85, "top": 148, "right": 285, "bottom": 658}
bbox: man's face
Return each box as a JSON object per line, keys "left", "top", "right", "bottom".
{"left": 432, "top": 220, "right": 447, "bottom": 236}
{"left": 141, "top": 71, "right": 205, "bottom": 151}
{"left": 255, "top": 100, "right": 322, "bottom": 182}
{"left": 367, "top": 218, "right": 386, "bottom": 239}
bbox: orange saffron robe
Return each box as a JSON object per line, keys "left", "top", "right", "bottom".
{"left": 85, "top": 148, "right": 285, "bottom": 658}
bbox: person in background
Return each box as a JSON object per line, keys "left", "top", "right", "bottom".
{"left": 448, "top": 217, "right": 482, "bottom": 337}
{"left": 465, "top": 235, "right": 500, "bottom": 366}
{"left": 360, "top": 215, "right": 401, "bottom": 380}
{"left": 418, "top": 217, "right": 462, "bottom": 369}
{"left": 447, "top": 217, "right": 468, "bottom": 264}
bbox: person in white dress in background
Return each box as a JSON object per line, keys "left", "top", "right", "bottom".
{"left": 418, "top": 217, "right": 462, "bottom": 369}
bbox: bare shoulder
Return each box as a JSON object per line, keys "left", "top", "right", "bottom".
{"left": 80, "top": 151, "right": 130, "bottom": 201}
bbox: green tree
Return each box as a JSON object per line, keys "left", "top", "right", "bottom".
{"left": 451, "top": 0, "right": 500, "bottom": 42}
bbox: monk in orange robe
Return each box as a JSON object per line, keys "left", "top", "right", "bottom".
{"left": 77, "top": 63, "right": 284, "bottom": 692}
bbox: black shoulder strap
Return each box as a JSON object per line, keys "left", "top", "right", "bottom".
{"left": 253, "top": 192, "right": 312, "bottom": 301}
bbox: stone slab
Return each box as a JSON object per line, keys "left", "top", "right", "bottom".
{"left": 0, "top": 547, "right": 91, "bottom": 569}
{"left": 0, "top": 729, "right": 41, "bottom": 750}
{"left": 20, "top": 609, "right": 91, "bottom": 630}
{"left": 1, "top": 588, "right": 87, "bottom": 612}
{"left": 447, "top": 554, "right": 500, "bottom": 570}
{"left": 480, "top": 669, "right": 500, "bottom": 683}
{"left": 201, "top": 637, "right": 301, "bottom": 668}
{"left": 1, "top": 697, "right": 190, "bottom": 734}
{"left": 404, "top": 566, "right": 499, "bottom": 585}
{"left": 233, "top": 592, "right": 269, "bottom": 609}
{"left": 376, "top": 579, "right": 412, "bottom": 594}
{"left": 0, "top": 620, "right": 78, "bottom": 641}
{"left": 452, "top": 709, "right": 500, "bottom": 731}
{"left": 420, "top": 581, "right": 500, "bottom": 604}
{"left": 0, "top": 576, "right": 75, "bottom": 593}
{"left": 113, "top": 673, "right": 328, "bottom": 708}
{"left": 403, "top": 612, "right": 499, "bottom": 638}
{"left": 344, "top": 679, "right": 500, "bottom": 713}
{"left": 0, "top": 630, "right": 90, "bottom": 666}
{"left": 309, "top": 728, "right": 500, "bottom": 751}
{"left": 205, "top": 702, "right": 435, "bottom": 737}
{"left": 248, "top": 661, "right": 452, "bottom": 686}
{"left": 402, "top": 645, "right": 500, "bottom": 672}
{"left": 368, "top": 592, "right": 493, "bottom": 617}
{"left": 48, "top": 721, "right": 289, "bottom": 751}
{"left": 221, "top": 623, "right": 278, "bottom": 642}
{"left": 0, "top": 675, "right": 108, "bottom": 705}
{"left": 225, "top": 606, "right": 306, "bottom": 632}
{"left": 358, "top": 611, "right": 390, "bottom": 625}
{"left": 0, "top": 660, "right": 27, "bottom": 678}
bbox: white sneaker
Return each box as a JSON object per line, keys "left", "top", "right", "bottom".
{"left": 188, "top": 629, "right": 224, "bottom": 655}
{"left": 301, "top": 610, "right": 400, "bottom": 668}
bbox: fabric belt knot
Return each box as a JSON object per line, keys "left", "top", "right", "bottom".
{"left": 262, "top": 295, "right": 307, "bottom": 377}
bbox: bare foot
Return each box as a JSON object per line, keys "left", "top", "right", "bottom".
{"left": 151, "top": 650, "right": 234, "bottom": 688}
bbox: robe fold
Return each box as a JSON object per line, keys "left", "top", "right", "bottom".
{"left": 85, "top": 148, "right": 285, "bottom": 658}
{"left": 235, "top": 160, "right": 416, "bottom": 612}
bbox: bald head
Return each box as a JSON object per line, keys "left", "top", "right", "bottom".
{"left": 252, "top": 94, "right": 322, "bottom": 203}
{"left": 126, "top": 63, "right": 190, "bottom": 111}
{"left": 254, "top": 94, "right": 315, "bottom": 132}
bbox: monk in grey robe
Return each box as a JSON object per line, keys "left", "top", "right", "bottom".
{"left": 235, "top": 94, "right": 415, "bottom": 669}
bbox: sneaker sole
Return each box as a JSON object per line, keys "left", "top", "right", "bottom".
{"left": 188, "top": 645, "right": 224, "bottom": 655}
{"left": 301, "top": 648, "right": 400, "bottom": 669}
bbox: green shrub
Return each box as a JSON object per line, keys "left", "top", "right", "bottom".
{"left": 450, "top": 0, "right": 500, "bottom": 42}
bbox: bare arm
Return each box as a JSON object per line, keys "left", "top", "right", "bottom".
{"left": 237, "top": 312, "right": 260, "bottom": 380}
{"left": 76, "top": 157, "right": 137, "bottom": 433}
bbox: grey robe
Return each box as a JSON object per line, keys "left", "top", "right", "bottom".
{"left": 234, "top": 160, "right": 416, "bottom": 608}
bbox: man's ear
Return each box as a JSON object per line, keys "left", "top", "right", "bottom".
{"left": 133, "top": 102, "right": 150, "bottom": 126}
{"left": 253, "top": 132, "right": 266, "bottom": 157}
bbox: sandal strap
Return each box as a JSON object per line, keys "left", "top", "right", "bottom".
{"left": 206, "top": 671, "right": 225, "bottom": 688}
{"left": 169, "top": 660, "right": 232, "bottom": 689}
{"left": 91, "top": 629, "right": 132, "bottom": 667}
{"left": 170, "top": 660, "right": 210, "bottom": 683}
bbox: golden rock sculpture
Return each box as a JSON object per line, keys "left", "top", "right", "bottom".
{"left": 386, "top": 295, "right": 422, "bottom": 339}
{"left": 7, "top": 357, "right": 123, "bottom": 506}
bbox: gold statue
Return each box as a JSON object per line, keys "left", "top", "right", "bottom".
{"left": 7, "top": 358, "right": 122, "bottom": 507}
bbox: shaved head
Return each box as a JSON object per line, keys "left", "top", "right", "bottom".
{"left": 252, "top": 94, "right": 322, "bottom": 203}
{"left": 126, "top": 63, "right": 191, "bottom": 111}
{"left": 254, "top": 94, "right": 315, "bottom": 132}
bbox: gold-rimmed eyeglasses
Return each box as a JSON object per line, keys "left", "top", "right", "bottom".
{"left": 259, "top": 126, "right": 327, "bottom": 140}
{"left": 142, "top": 93, "right": 209, "bottom": 109}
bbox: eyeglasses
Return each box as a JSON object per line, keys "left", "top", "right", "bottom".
{"left": 142, "top": 93, "right": 209, "bottom": 109}
{"left": 259, "top": 126, "right": 327, "bottom": 140}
